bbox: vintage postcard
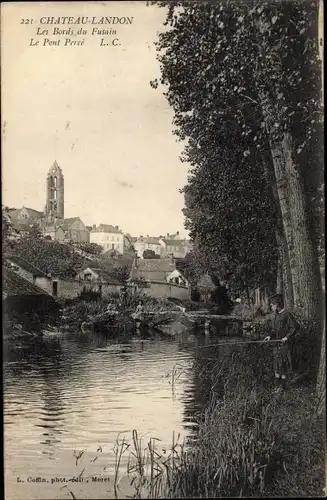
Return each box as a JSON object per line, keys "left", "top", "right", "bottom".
{"left": 2, "top": 1, "right": 325, "bottom": 499}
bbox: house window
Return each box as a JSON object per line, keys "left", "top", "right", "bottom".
{"left": 84, "top": 273, "right": 92, "bottom": 281}
{"left": 52, "top": 281, "right": 58, "bottom": 297}
{"left": 112, "top": 244, "right": 115, "bottom": 249}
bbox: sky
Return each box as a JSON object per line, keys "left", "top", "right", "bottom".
{"left": 2, "top": 1, "right": 190, "bottom": 238}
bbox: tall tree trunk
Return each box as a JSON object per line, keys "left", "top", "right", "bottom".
{"left": 264, "top": 122, "right": 322, "bottom": 322}
{"left": 262, "top": 153, "right": 294, "bottom": 309}
{"left": 316, "top": 316, "right": 325, "bottom": 415}
{"left": 276, "top": 255, "right": 283, "bottom": 295}
{"left": 275, "top": 226, "right": 294, "bottom": 310}
{"left": 281, "top": 132, "right": 322, "bottom": 320}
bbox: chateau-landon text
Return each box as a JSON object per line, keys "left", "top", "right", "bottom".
{"left": 39, "top": 17, "right": 134, "bottom": 25}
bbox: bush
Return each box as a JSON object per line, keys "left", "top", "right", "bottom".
{"left": 77, "top": 287, "right": 102, "bottom": 302}
{"left": 190, "top": 288, "right": 201, "bottom": 301}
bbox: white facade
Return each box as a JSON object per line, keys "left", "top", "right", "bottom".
{"left": 134, "top": 237, "right": 166, "bottom": 259}
{"left": 166, "top": 269, "right": 188, "bottom": 287}
{"left": 90, "top": 226, "right": 124, "bottom": 254}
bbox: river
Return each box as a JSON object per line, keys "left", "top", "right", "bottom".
{"left": 3, "top": 329, "right": 233, "bottom": 499}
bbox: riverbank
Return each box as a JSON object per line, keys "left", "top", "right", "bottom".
{"left": 112, "top": 343, "right": 325, "bottom": 498}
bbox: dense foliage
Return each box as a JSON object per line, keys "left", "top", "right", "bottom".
{"left": 143, "top": 249, "right": 161, "bottom": 259}
{"left": 74, "top": 242, "right": 103, "bottom": 256}
{"left": 8, "top": 235, "right": 85, "bottom": 278}
{"left": 151, "top": 0, "right": 322, "bottom": 298}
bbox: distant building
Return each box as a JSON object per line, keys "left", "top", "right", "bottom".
{"left": 90, "top": 224, "right": 124, "bottom": 254}
{"left": 134, "top": 236, "right": 166, "bottom": 258}
{"left": 131, "top": 257, "right": 176, "bottom": 282}
{"left": 76, "top": 266, "right": 114, "bottom": 283}
{"left": 166, "top": 269, "right": 188, "bottom": 287}
{"left": 8, "top": 162, "right": 89, "bottom": 243}
{"left": 161, "top": 238, "right": 192, "bottom": 259}
{"left": 62, "top": 217, "right": 89, "bottom": 243}
{"left": 8, "top": 206, "right": 44, "bottom": 232}
{"left": 164, "top": 231, "right": 183, "bottom": 240}
{"left": 43, "top": 225, "right": 66, "bottom": 242}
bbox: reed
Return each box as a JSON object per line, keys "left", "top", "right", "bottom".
{"left": 111, "top": 347, "right": 325, "bottom": 498}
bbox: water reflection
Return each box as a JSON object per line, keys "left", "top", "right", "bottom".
{"left": 3, "top": 329, "right": 232, "bottom": 499}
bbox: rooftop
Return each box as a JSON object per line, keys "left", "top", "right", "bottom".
{"left": 136, "top": 237, "right": 163, "bottom": 245}
{"left": 162, "top": 239, "right": 186, "bottom": 247}
{"left": 136, "top": 258, "right": 176, "bottom": 273}
{"left": 3, "top": 268, "right": 50, "bottom": 300}
{"left": 6, "top": 255, "right": 47, "bottom": 277}
{"left": 91, "top": 224, "right": 123, "bottom": 234}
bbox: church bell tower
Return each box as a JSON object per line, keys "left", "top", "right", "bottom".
{"left": 45, "top": 161, "right": 64, "bottom": 221}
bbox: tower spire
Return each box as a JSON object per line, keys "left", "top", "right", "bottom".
{"left": 45, "top": 161, "right": 64, "bottom": 221}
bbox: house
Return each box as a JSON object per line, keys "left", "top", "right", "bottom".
{"left": 90, "top": 224, "right": 124, "bottom": 254}
{"left": 3, "top": 268, "right": 60, "bottom": 330}
{"left": 8, "top": 206, "right": 43, "bottom": 227}
{"left": 134, "top": 236, "right": 166, "bottom": 259}
{"left": 161, "top": 238, "right": 192, "bottom": 259}
{"left": 166, "top": 269, "right": 188, "bottom": 287}
{"left": 43, "top": 225, "right": 66, "bottom": 242}
{"left": 5, "top": 255, "right": 53, "bottom": 295}
{"left": 76, "top": 266, "right": 114, "bottom": 283}
{"left": 164, "top": 231, "right": 183, "bottom": 240}
{"left": 62, "top": 217, "right": 89, "bottom": 243}
{"left": 131, "top": 257, "right": 177, "bottom": 282}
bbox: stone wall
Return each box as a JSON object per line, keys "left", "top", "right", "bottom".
{"left": 143, "top": 281, "right": 190, "bottom": 300}
{"left": 55, "top": 278, "right": 190, "bottom": 301}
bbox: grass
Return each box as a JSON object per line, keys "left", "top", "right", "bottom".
{"left": 110, "top": 345, "right": 325, "bottom": 498}
{"left": 62, "top": 336, "right": 324, "bottom": 499}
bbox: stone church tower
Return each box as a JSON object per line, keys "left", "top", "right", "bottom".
{"left": 45, "top": 161, "right": 64, "bottom": 221}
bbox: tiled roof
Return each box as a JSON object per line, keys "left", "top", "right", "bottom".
{"left": 6, "top": 255, "right": 47, "bottom": 277}
{"left": 3, "top": 268, "right": 50, "bottom": 299}
{"left": 24, "top": 207, "right": 44, "bottom": 218}
{"left": 62, "top": 217, "right": 80, "bottom": 229}
{"left": 162, "top": 239, "right": 186, "bottom": 247}
{"left": 137, "top": 259, "right": 176, "bottom": 273}
{"left": 136, "top": 237, "right": 163, "bottom": 245}
{"left": 91, "top": 224, "right": 123, "bottom": 234}
{"left": 7, "top": 208, "right": 20, "bottom": 218}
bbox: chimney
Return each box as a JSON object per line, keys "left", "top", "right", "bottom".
{"left": 115, "top": 225, "right": 119, "bottom": 229}
{"left": 92, "top": 224, "right": 96, "bottom": 230}
{"left": 167, "top": 233, "right": 169, "bottom": 237}
{"left": 177, "top": 231, "right": 179, "bottom": 235}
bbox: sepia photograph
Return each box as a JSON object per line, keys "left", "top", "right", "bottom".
{"left": 1, "top": 1, "right": 325, "bottom": 499}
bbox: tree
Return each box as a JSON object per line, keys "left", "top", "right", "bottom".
{"left": 143, "top": 249, "right": 160, "bottom": 259}
{"left": 152, "top": 0, "right": 323, "bottom": 376}
{"left": 27, "top": 224, "right": 42, "bottom": 238}
{"left": 8, "top": 235, "right": 85, "bottom": 278}
{"left": 110, "top": 265, "right": 131, "bottom": 283}
{"left": 75, "top": 242, "right": 103, "bottom": 256}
